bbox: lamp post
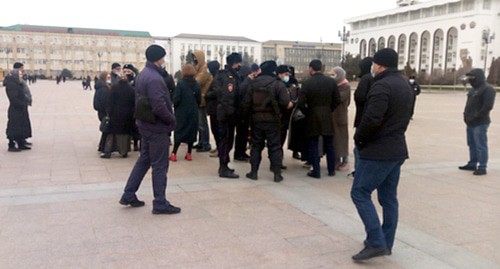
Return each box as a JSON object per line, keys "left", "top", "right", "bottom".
{"left": 97, "top": 51, "right": 103, "bottom": 73}
{"left": 482, "top": 28, "right": 495, "bottom": 73}
{"left": 338, "top": 26, "right": 350, "bottom": 68}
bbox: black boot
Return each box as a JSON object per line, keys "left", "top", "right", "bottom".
{"left": 219, "top": 164, "right": 239, "bottom": 178}
{"left": 273, "top": 167, "right": 283, "bottom": 183}
{"left": 246, "top": 170, "right": 258, "bottom": 180}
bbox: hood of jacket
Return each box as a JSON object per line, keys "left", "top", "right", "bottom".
{"left": 358, "top": 57, "right": 373, "bottom": 77}
{"left": 466, "top": 68, "right": 486, "bottom": 88}
{"left": 192, "top": 50, "right": 206, "bottom": 72}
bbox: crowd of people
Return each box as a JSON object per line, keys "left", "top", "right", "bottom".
{"left": 3, "top": 44, "right": 495, "bottom": 262}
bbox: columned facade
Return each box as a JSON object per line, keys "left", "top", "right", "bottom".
{"left": 346, "top": 0, "right": 500, "bottom": 76}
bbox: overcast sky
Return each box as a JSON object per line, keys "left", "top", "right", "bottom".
{"left": 0, "top": 0, "right": 410, "bottom": 43}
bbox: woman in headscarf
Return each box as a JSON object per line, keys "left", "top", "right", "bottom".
{"left": 4, "top": 69, "right": 32, "bottom": 152}
{"left": 331, "top": 66, "right": 351, "bottom": 171}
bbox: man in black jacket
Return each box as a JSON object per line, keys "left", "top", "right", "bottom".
{"left": 459, "top": 68, "right": 496, "bottom": 175}
{"left": 351, "top": 48, "right": 413, "bottom": 261}
{"left": 243, "top": 60, "right": 292, "bottom": 182}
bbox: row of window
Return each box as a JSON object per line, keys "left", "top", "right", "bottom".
{"left": 181, "top": 43, "right": 256, "bottom": 55}
{"left": 0, "top": 35, "right": 150, "bottom": 48}
{"left": 352, "top": 0, "right": 486, "bottom": 31}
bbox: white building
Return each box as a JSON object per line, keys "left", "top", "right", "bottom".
{"left": 345, "top": 0, "right": 499, "bottom": 75}
{"left": 166, "top": 33, "right": 261, "bottom": 75}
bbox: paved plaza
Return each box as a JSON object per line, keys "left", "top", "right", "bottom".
{"left": 0, "top": 80, "right": 498, "bottom": 269}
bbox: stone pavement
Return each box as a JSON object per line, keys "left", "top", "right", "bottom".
{"left": 0, "top": 80, "right": 498, "bottom": 269}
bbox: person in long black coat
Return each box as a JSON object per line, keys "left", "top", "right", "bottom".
{"left": 4, "top": 69, "right": 32, "bottom": 152}
{"left": 93, "top": 72, "right": 112, "bottom": 153}
{"left": 101, "top": 75, "right": 136, "bottom": 158}
{"left": 170, "top": 64, "right": 201, "bottom": 161}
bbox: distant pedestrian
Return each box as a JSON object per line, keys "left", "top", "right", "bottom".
{"left": 170, "top": 64, "right": 201, "bottom": 162}
{"left": 119, "top": 44, "right": 180, "bottom": 215}
{"left": 408, "top": 75, "right": 420, "bottom": 119}
{"left": 351, "top": 48, "right": 413, "bottom": 261}
{"left": 458, "top": 68, "right": 496, "bottom": 175}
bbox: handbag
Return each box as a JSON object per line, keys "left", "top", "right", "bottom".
{"left": 291, "top": 106, "right": 305, "bottom": 122}
{"left": 134, "top": 94, "right": 156, "bottom": 123}
{"left": 99, "top": 115, "right": 110, "bottom": 132}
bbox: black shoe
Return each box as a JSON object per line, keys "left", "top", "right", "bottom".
{"left": 274, "top": 173, "right": 283, "bottom": 183}
{"left": 119, "top": 197, "right": 145, "bottom": 207}
{"left": 197, "top": 146, "right": 211, "bottom": 152}
{"left": 459, "top": 164, "right": 476, "bottom": 171}
{"left": 281, "top": 165, "right": 287, "bottom": 170}
{"left": 246, "top": 171, "right": 258, "bottom": 180}
{"left": 18, "top": 145, "right": 31, "bottom": 150}
{"left": 235, "top": 156, "right": 249, "bottom": 162}
{"left": 133, "top": 145, "right": 139, "bottom": 152}
{"left": 473, "top": 169, "right": 487, "bottom": 176}
{"left": 307, "top": 171, "right": 321, "bottom": 179}
{"left": 122, "top": 153, "right": 128, "bottom": 158}
{"left": 193, "top": 144, "right": 201, "bottom": 149}
{"left": 220, "top": 168, "right": 239, "bottom": 179}
{"left": 100, "top": 153, "right": 111, "bottom": 159}
{"left": 328, "top": 171, "right": 335, "bottom": 177}
{"left": 352, "top": 246, "right": 390, "bottom": 261}
{"left": 8, "top": 147, "right": 21, "bottom": 152}
{"left": 24, "top": 141, "right": 33, "bottom": 146}
{"left": 152, "top": 204, "right": 181, "bottom": 215}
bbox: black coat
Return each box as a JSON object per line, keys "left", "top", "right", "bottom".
{"left": 463, "top": 69, "right": 496, "bottom": 127}
{"left": 93, "top": 80, "right": 110, "bottom": 121}
{"left": 354, "top": 68, "right": 413, "bottom": 160}
{"left": 106, "top": 80, "right": 136, "bottom": 135}
{"left": 173, "top": 77, "right": 201, "bottom": 144}
{"left": 298, "top": 72, "right": 341, "bottom": 137}
{"left": 354, "top": 73, "right": 373, "bottom": 128}
{"left": 4, "top": 72, "right": 32, "bottom": 139}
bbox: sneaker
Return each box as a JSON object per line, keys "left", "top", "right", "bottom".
{"left": 170, "top": 153, "right": 177, "bottom": 162}
{"left": 119, "top": 197, "right": 145, "bottom": 207}
{"left": 459, "top": 164, "right": 476, "bottom": 171}
{"left": 185, "top": 153, "right": 192, "bottom": 161}
{"left": 473, "top": 169, "right": 487, "bottom": 176}
{"left": 152, "top": 204, "right": 181, "bottom": 215}
{"left": 352, "top": 246, "right": 390, "bottom": 261}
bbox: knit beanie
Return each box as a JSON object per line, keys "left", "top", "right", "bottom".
{"left": 145, "top": 45, "right": 166, "bottom": 62}
{"left": 373, "top": 48, "right": 398, "bottom": 68}
{"left": 260, "top": 60, "right": 277, "bottom": 76}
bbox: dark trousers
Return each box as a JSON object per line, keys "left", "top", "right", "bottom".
{"left": 234, "top": 118, "right": 249, "bottom": 158}
{"left": 209, "top": 115, "right": 220, "bottom": 149}
{"left": 122, "top": 129, "right": 171, "bottom": 210}
{"left": 197, "top": 107, "right": 211, "bottom": 149}
{"left": 308, "top": 135, "right": 335, "bottom": 175}
{"left": 218, "top": 119, "right": 235, "bottom": 166}
{"left": 350, "top": 158, "right": 404, "bottom": 250}
{"left": 250, "top": 122, "right": 282, "bottom": 171}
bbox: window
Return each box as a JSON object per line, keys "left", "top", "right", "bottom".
{"left": 410, "top": 10, "right": 421, "bottom": 20}
{"left": 448, "top": 2, "right": 461, "bottom": 13}
{"left": 398, "top": 12, "right": 409, "bottom": 22}
{"left": 483, "top": 0, "right": 491, "bottom": 9}
{"left": 463, "top": 0, "right": 475, "bottom": 10}
{"left": 434, "top": 5, "right": 447, "bottom": 15}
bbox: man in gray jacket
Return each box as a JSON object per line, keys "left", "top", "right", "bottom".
{"left": 459, "top": 68, "right": 496, "bottom": 175}
{"left": 119, "top": 45, "right": 181, "bottom": 215}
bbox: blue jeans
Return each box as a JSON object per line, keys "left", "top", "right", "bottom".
{"left": 122, "top": 129, "right": 171, "bottom": 210}
{"left": 466, "top": 124, "right": 489, "bottom": 169}
{"left": 198, "top": 107, "right": 211, "bottom": 149}
{"left": 351, "top": 158, "right": 405, "bottom": 250}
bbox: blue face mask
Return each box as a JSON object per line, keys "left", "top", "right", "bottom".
{"left": 282, "top": 76, "right": 290, "bottom": 83}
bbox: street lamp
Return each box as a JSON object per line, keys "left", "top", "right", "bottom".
{"left": 338, "top": 26, "right": 350, "bottom": 68}
{"left": 482, "top": 28, "right": 495, "bottom": 73}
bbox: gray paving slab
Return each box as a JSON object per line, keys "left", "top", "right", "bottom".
{"left": 0, "top": 80, "right": 499, "bottom": 268}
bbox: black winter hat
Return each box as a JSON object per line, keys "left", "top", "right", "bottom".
{"left": 226, "top": 53, "right": 242, "bottom": 65}
{"left": 260, "top": 60, "right": 277, "bottom": 76}
{"left": 250, "top": 63, "right": 260, "bottom": 72}
{"left": 123, "top": 64, "right": 138, "bottom": 75}
{"left": 13, "top": 62, "right": 24, "bottom": 69}
{"left": 373, "top": 48, "right": 398, "bottom": 68}
{"left": 146, "top": 45, "right": 166, "bottom": 62}
{"left": 111, "top": 63, "right": 121, "bottom": 70}
{"left": 358, "top": 57, "right": 373, "bottom": 77}
{"left": 207, "top": 60, "right": 220, "bottom": 76}
{"left": 276, "top": 65, "right": 289, "bottom": 74}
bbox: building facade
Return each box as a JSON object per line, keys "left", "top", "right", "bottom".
{"left": 0, "top": 24, "right": 153, "bottom": 78}
{"left": 345, "top": 0, "right": 500, "bottom": 75}
{"left": 168, "top": 33, "right": 261, "bottom": 76}
{"left": 262, "top": 40, "right": 342, "bottom": 75}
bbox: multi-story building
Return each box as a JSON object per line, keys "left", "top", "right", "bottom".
{"left": 0, "top": 24, "right": 153, "bottom": 78}
{"left": 168, "top": 33, "right": 261, "bottom": 76}
{"left": 261, "top": 40, "right": 342, "bottom": 76}
{"left": 345, "top": 0, "right": 500, "bottom": 75}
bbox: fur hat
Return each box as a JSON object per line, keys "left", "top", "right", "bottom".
{"left": 373, "top": 48, "right": 398, "bottom": 68}
{"left": 276, "top": 65, "right": 289, "bottom": 75}
{"left": 13, "top": 62, "right": 24, "bottom": 69}
{"left": 260, "top": 60, "right": 277, "bottom": 76}
{"left": 145, "top": 45, "right": 166, "bottom": 62}
{"left": 226, "top": 53, "right": 242, "bottom": 65}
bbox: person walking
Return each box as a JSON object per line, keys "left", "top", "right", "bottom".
{"left": 243, "top": 60, "right": 292, "bottom": 182}
{"left": 4, "top": 68, "right": 32, "bottom": 152}
{"left": 119, "top": 44, "right": 180, "bottom": 215}
{"left": 458, "top": 68, "right": 496, "bottom": 175}
{"left": 170, "top": 64, "right": 201, "bottom": 161}
{"left": 331, "top": 66, "right": 351, "bottom": 172}
{"left": 298, "top": 59, "right": 341, "bottom": 178}
{"left": 350, "top": 48, "right": 413, "bottom": 261}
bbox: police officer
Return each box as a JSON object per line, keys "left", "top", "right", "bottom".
{"left": 214, "top": 53, "right": 242, "bottom": 178}
{"left": 243, "top": 60, "right": 292, "bottom": 182}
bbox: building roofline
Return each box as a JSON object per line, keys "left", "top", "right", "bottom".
{"left": 1, "top": 24, "right": 152, "bottom": 38}
{"left": 173, "top": 33, "right": 259, "bottom": 43}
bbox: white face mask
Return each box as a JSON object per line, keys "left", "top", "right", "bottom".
{"left": 106, "top": 79, "right": 112, "bottom": 84}
{"left": 370, "top": 66, "right": 377, "bottom": 78}
{"left": 282, "top": 76, "right": 290, "bottom": 83}
{"left": 409, "top": 79, "right": 415, "bottom": 84}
